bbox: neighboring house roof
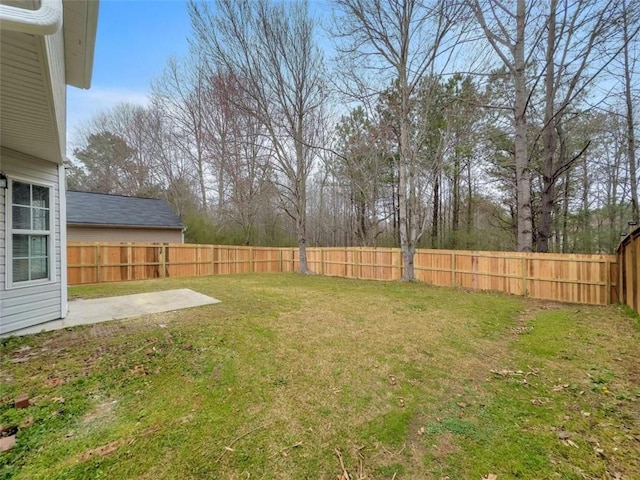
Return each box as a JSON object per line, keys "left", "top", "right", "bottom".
{"left": 67, "top": 191, "right": 185, "bottom": 229}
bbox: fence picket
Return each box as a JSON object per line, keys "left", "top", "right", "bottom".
{"left": 67, "top": 242, "right": 621, "bottom": 306}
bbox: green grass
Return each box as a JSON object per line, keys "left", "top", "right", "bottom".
{"left": 1, "top": 274, "right": 638, "bottom": 479}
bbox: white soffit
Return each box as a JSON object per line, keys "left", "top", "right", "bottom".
{"left": 0, "top": 28, "right": 61, "bottom": 162}
{"left": 63, "top": 0, "right": 98, "bottom": 89}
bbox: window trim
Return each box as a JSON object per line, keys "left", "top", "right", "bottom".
{"left": 5, "top": 175, "right": 56, "bottom": 289}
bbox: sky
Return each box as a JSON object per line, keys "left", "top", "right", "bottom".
{"left": 67, "top": 0, "right": 193, "bottom": 153}
{"left": 66, "top": 0, "right": 333, "bottom": 156}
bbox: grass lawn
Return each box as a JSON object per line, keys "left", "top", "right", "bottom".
{"left": 1, "top": 274, "right": 639, "bottom": 479}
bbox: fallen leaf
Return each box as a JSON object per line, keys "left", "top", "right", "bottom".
{"left": 557, "top": 431, "right": 570, "bottom": 440}
{"left": 482, "top": 474, "right": 498, "bottom": 480}
{"left": 19, "top": 416, "right": 34, "bottom": 429}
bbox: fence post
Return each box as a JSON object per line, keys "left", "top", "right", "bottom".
{"left": 210, "top": 245, "right": 214, "bottom": 275}
{"left": 605, "top": 259, "right": 611, "bottom": 305}
{"left": 472, "top": 253, "right": 478, "bottom": 290}
{"left": 95, "top": 244, "right": 101, "bottom": 284}
{"left": 320, "top": 248, "right": 324, "bottom": 276}
{"left": 632, "top": 235, "right": 639, "bottom": 312}
{"left": 127, "top": 243, "right": 133, "bottom": 281}
{"left": 160, "top": 244, "right": 166, "bottom": 278}
{"left": 521, "top": 257, "right": 528, "bottom": 296}
{"left": 249, "top": 247, "right": 254, "bottom": 273}
{"left": 451, "top": 252, "right": 456, "bottom": 287}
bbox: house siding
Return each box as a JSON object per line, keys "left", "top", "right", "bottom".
{"left": 0, "top": 179, "right": 4, "bottom": 285}
{"left": 67, "top": 226, "right": 184, "bottom": 243}
{"left": 0, "top": 148, "right": 64, "bottom": 335}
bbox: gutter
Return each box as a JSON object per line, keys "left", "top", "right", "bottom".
{"left": 0, "top": 0, "right": 63, "bottom": 35}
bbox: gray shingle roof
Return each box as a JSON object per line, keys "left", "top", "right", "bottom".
{"left": 67, "top": 191, "right": 184, "bottom": 228}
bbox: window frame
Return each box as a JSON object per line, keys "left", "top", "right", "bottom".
{"left": 5, "top": 176, "right": 56, "bottom": 289}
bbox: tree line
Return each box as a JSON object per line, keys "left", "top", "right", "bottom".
{"left": 68, "top": 0, "right": 639, "bottom": 278}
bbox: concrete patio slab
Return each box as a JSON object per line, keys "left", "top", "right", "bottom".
{"left": 5, "top": 289, "right": 220, "bottom": 337}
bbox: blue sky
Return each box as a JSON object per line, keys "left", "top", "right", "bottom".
{"left": 66, "top": 0, "right": 334, "bottom": 155}
{"left": 67, "top": 0, "right": 192, "bottom": 152}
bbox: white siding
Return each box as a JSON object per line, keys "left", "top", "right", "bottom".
{"left": 0, "top": 147, "right": 63, "bottom": 334}
{"left": 0, "top": 179, "right": 4, "bottom": 284}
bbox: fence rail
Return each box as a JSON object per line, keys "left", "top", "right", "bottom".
{"left": 67, "top": 242, "right": 619, "bottom": 306}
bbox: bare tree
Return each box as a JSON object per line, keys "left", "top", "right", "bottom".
{"left": 152, "top": 57, "right": 211, "bottom": 210}
{"left": 188, "top": 0, "right": 327, "bottom": 273}
{"left": 469, "top": 0, "right": 546, "bottom": 251}
{"left": 333, "top": 0, "right": 462, "bottom": 280}
{"left": 207, "top": 72, "right": 275, "bottom": 245}
{"left": 537, "top": 0, "right": 622, "bottom": 252}
{"left": 619, "top": 0, "right": 639, "bottom": 223}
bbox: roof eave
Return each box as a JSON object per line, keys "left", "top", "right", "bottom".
{"left": 64, "top": 0, "right": 99, "bottom": 89}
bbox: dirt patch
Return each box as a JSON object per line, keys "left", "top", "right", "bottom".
{"left": 80, "top": 439, "right": 129, "bottom": 461}
{"left": 514, "top": 300, "right": 563, "bottom": 325}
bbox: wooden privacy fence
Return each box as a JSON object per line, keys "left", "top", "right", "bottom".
{"left": 617, "top": 225, "right": 640, "bottom": 314}
{"left": 68, "top": 242, "right": 618, "bottom": 306}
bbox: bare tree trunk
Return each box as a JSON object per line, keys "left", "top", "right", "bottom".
{"left": 432, "top": 171, "right": 440, "bottom": 248}
{"left": 399, "top": 80, "right": 415, "bottom": 281}
{"left": 296, "top": 138, "right": 311, "bottom": 274}
{"left": 622, "top": 0, "right": 639, "bottom": 223}
{"left": 561, "top": 169, "right": 570, "bottom": 253}
{"left": 466, "top": 158, "right": 473, "bottom": 239}
{"left": 537, "top": 0, "right": 557, "bottom": 252}
{"left": 581, "top": 157, "right": 592, "bottom": 252}
{"left": 452, "top": 151, "right": 460, "bottom": 242}
{"left": 297, "top": 206, "right": 310, "bottom": 274}
{"left": 472, "top": 0, "right": 533, "bottom": 251}
{"left": 513, "top": 0, "right": 533, "bottom": 251}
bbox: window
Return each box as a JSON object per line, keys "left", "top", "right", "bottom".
{"left": 10, "top": 180, "right": 52, "bottom": 284}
